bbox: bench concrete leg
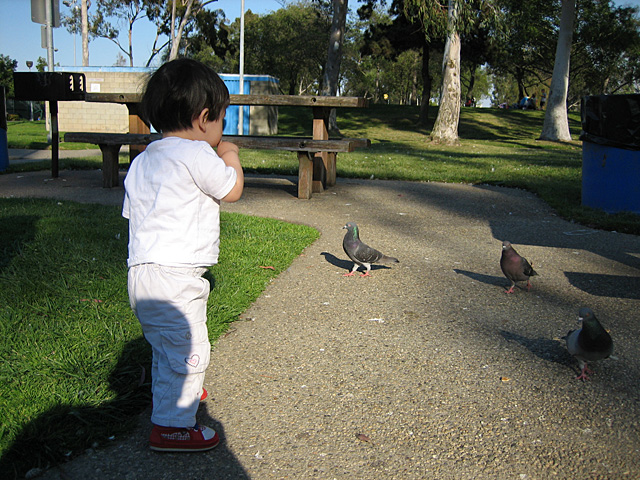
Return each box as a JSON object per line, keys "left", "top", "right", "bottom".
{"left": 99, "top": 144, "right": 122, "bottom": 188}
{"left": 298, "top": 151, "right": 313, "bottom": 199}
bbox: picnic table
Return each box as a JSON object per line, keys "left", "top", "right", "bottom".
{"left": 69, "top": 93, "right": 370, "bottom": 198}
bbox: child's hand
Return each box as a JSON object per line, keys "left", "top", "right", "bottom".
{"left": 217, "top": 140, "right": 239, "bottom": 157}
{"left": 217, "top": 140, "right": 243, "bottom": 203}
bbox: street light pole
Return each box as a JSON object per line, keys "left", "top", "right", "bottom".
{"left": 238, "top": 0, "right": 245, "bottom": 135}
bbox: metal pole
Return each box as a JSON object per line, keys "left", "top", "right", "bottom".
{"left": 45, "top": 0, "right": 55, "bottom": 72}
{"left": 238, "top": 0, "right": 245, "bottom": 135}
{"left": 45, "top": 0, "right": 59, "bottom": 177}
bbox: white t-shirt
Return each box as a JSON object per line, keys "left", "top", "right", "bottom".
{"left": 122, "top": 136, "right": 238, "bottom": 268}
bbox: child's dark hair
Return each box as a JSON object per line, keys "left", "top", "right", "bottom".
{"left": 141, "top": 58, "right": 230, "bottom": 133}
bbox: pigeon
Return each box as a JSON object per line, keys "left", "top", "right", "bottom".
{"left": 500, "top": 241, "right": 538, "bottom": 293}
{"left": 342, "top": 222, "right": 398, "bottom": 277}
{"left": 565, "top": 307, "right": 613, "bottom": 381}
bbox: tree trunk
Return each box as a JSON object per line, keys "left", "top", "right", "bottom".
{"left": 170, "top": 0, "right": 195, "bottom": 60}
{"left": 419, "top": 39, "right": 431, "bottom": 125}
{"left": 128, "top": 20, "right": 134, "bottom": 67}
{"left": 170, "top": 0, "right": 177, "bottom": 59}
{"left": 81, "top": 0, "right": 89, "bottom": 66}
{"left": 539, "top": 0, "right": 575, "bottom": 142}
{"left": 322, "top": 0, "right": 348, "bottom": 133}
{"left": 431, "top": 0, "right": 461, "bottom": 144}
{"left": 466, "top": 63, "right": 477, "bottom": 102}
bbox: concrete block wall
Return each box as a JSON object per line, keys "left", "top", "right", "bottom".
{"left": 57, "top": 67, "right": 149, "bottom": 133}
{"left": 54, "top": 67, "right": 280, "bottom": 136}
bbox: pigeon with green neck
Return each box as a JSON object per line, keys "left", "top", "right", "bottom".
{"left": 342, "top": 222, "right": 399, "bottom": 277}
{"left": 566, "top": 307, "right": 613, "bottom": 381}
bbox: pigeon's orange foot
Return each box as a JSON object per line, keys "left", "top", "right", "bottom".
{"left": 360, "top": 272, "right": 372, "bottom": 277}
{"left": 504, "top": 286, "right": 515, "bottom": 294}
{"left": 526, "top": 281, "right": 532, "bottom": 291}
{"left": 576, "top": 365, "right": 593, "bottom": 381}
{"left": 343, "top": 272, "right": 356, "bottom": 277}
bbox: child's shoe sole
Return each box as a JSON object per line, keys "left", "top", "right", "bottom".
{"left": 150, "top": 424, "right": 220, "bottom": 452}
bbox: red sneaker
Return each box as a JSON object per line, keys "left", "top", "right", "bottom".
{"left": 149, "top": 424, "right": 220, "bottom": 452}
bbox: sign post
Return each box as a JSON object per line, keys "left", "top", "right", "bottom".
{"left": 31, "top": 0, "right": 62, "bottom": 173}
{"left": 13, "top": 73, "right": 86, "bottom": 178}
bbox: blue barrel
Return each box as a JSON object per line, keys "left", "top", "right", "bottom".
{"left": 580, "top": 95, "right": 640, "bottom": 214}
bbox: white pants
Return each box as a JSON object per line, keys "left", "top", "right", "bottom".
{"left": 128, "top": 264, "right": 211, "bottom": 428}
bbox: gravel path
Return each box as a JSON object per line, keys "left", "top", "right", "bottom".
{"left": 2, "top": 168, "right": 639, "bottom": 479}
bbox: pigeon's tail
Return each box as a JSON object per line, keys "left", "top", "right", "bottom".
{"left": 380, "top": 255, "right": 399, "bottom": 264}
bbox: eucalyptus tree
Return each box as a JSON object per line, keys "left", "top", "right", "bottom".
{"left": 322, "top": 0, "right": 349, "bottom": 131}
{"left": 540, "top": 0, "right": 575, "bottom": 142}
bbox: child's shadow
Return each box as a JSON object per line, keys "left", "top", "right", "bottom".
{"left": 1, "top": 335, "right": 248, "bottom": 479}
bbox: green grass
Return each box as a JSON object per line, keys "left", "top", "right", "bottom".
{"left": 0, "top": 199, "right": 318, "bottom": 478}
{"left": 6, "top": 120, "right": 97, "bottom": 150}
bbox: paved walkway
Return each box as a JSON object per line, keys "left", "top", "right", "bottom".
{"left": 2, "top": 163, "right": 640, "bottom": 479}
{"left": 6, "top": 147, "right": 103, "bottom": 165}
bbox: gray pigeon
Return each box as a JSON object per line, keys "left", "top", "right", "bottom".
{"left": 500, "top": 241, "right": 538, "bottom": 293}
{"left": 565, "top": 307, "right": 613, "bottom": 381}
{"left": 342, "top": 222, "right": 398, "bottom": 277}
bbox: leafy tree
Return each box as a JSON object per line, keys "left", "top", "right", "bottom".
{"left": 570, "top": 0, "right": 640, "bottom": 100}
{"left": 63, "top": 0, "right": 149, "bottom": 67}
{"left": 490, "top": 0, "right": 559, "bottom": 102}
{"left": 0, "top": 54, "right": 18, "bottom": 97}
{"left": 242, "top": 3, "right": 330, "bottom": 95}
{"left": 359, "top": 0, "right": 445, "bottom": 123}
{"left": 36, "top": 57, "right": 48, "bottom": 72}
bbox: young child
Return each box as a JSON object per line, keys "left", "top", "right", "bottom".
{"left": 122, "top": 58, "right": 243, "bottom": 452}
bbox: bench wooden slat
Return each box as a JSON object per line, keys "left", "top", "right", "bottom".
{"left": 64, "top": 132, "right": 370, "bottom": 199}
{"left": 83, "top": 93, "right": 369, "bottom": 108}
{"left": 64, "top": 133, "right": 369, "bottom": 153}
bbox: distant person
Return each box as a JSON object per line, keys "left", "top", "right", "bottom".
{"left": 540, "top": 90, "right": 547, "bottom": 109}
{"left": 519, "top": 96, "right": 529, "bottom": 109}
{"left": 123, "top": 58, "right": 244, "bottom": 452}
{"left": 528, "top": 94, "right": 538, "bottom": 110}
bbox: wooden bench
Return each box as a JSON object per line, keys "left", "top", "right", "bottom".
{"left": 63, "top": 132, "right": 370, "bottom": 199}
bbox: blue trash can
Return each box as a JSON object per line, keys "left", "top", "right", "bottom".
{"left": 580, "top": 94, "right": 640, "bottom": 214}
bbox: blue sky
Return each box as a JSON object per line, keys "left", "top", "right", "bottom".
{"left": 2, "top": 0, "right": 639, "bottom": 72}
{"left": 0, "top": 0, "right": 286, "bottom": 70}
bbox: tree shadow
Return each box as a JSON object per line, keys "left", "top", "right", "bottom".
{"left": 563, "top": 272, "right": 640, "bottom": 300}
{"left": 0, "top": 214, "right": 39, "bottom": 272}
